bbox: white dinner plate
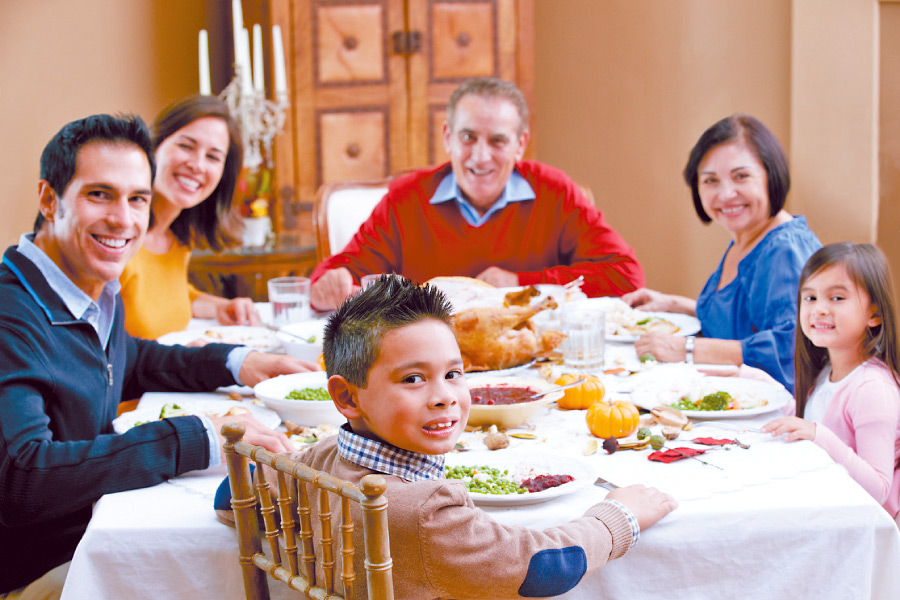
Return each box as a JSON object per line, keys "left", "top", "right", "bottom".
{"left": 113, "top": 398, "right": 281, "bottom": 433}
{"left": 566, "top": 297, "right": 701, "bottom": 342}
{"left": 607, "top": 311, "right": 701, "bottom": 343}
{"left": 157, "top": 326, "right": 283, "bottom": 352}
{"left": 444, "top": 451, "right": 591, "bottom": 506}
{"left": 629, "top": 375, "right": 792, "bottom": 419}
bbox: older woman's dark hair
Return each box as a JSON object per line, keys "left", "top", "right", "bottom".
{"left": 34, "top": 114, "right": 155, "bottom": 233}
{"left": 794, "top": 243, "right": 900, "bottom": 417}
{"left": 683, "top": 114, "right": 790, "bottom": 224}
{"left": 154, "top": 95, "right": 243, "bottom": 251}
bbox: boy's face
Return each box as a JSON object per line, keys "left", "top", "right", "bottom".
{"left": 333, "top": 319, "right": 471, "bottom": 455}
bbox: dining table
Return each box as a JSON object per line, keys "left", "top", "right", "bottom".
{"left": 59, "top": 312, "right": 900, "bottom": 600}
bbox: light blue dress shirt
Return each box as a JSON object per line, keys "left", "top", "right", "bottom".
{"left": 429, "top": 169, "right": 535, "bottom": 227}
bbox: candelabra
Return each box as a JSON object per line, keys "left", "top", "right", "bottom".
{"left": 219, "top": 64, "right": 289, "bottom": 172}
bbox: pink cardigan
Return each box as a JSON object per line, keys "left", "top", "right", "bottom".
{"left": 812, "top": 359, "right": 900, "bottom": 518}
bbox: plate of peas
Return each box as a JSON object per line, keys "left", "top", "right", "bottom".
{"left": 444, "top": 453, "right": 590, "bottom": 506}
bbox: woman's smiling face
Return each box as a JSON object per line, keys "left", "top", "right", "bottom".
{"left": 697, "top": 140, "right": 771, "bottom": 237}
{"left": 153, "top": 116, "right": 229, "bottom": 210}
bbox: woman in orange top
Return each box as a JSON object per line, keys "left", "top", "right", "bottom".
{"left": 120, "top": 95, "right": 259, "bottom": 338}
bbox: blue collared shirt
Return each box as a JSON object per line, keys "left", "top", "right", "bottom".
{"left": 429, "top": 169, "right": 535, "bottom": 227}
{"left": 336, "top": 424, "right": 445, "bottom": 482}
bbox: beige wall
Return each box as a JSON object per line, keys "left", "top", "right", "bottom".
{"left": 0, "top": 0, "right": 208, "bottom": 248}
{"left": 880, "top": 3, "right": 900, "bottom": 305}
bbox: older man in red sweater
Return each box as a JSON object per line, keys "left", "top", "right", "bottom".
{"left": 310, "top": 77, "right": 644, "bottom": 310}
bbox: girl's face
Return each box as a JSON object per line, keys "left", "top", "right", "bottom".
{"left": 799, "top": 264, "right": 880, "bottom": 355}
{"left": 153, "top": 116, "right": 229, "bottom": 211}
{"left": 697, "top": 141, "right": 771, "bottom": 237}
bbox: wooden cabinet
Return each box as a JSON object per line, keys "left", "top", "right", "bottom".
{"left": 269, "top": 0, "right": 534, "bottom": 246}
{"left": 188, "top": 244, "right": 317, "bottom": 301}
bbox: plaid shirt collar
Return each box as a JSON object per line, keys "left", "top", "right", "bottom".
{"left": 336, "top": 424, "right": 445, "bottom": 482}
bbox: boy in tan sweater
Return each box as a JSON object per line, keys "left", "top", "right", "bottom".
{"left": 220, "top": 275, "right": 676, "bottom": 598}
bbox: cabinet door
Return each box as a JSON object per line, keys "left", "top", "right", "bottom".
{"left": 406, "top": 0, "right": 534, "bottom": 168}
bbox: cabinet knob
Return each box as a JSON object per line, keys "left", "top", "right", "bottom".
{"left": 343, "top": 36, "right": 358, "bottom": 51}
{"left": 456, "top": 32, "right": 471, "bottom": 47}
{"left": 346, "top": 143, "right": 361, "bottom": 158}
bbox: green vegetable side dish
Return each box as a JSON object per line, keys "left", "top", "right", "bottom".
{"left": 159, "top": 403, "right": 189, "bottom": 418}
{"left": 285, "top": 387, "right": 332, "bottom": 402}
{"left": 670, "top": 391, "right": 733, "bottom": 411}
{"left": 445, "top": 465, "right": 526, "bottom": 495}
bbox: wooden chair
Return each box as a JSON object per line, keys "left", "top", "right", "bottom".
{"left": 313, "top": 179, "right": 392, "bottom": 263}
{"left": 222, "top": 423, "right": 394, "bottom": 600}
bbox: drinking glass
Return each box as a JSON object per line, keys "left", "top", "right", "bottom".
{"left": 360, "top": 274, "right": 384, "bottom": 289}
{"left": 561, "top": 308, "right": 605, "bottom": 372}
{"left": 267, "top": 276, "right": 311, "bottom": 327}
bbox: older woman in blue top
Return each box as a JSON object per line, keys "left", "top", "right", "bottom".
{"left": 623, "top": 114, "right": 821, "bottom": 393}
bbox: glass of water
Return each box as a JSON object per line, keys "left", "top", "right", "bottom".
{"left": 267, "top": 276, "right": 311, "bottom": 327}
{"left": 561, "top": 308, "right": 605, "bottom": 373}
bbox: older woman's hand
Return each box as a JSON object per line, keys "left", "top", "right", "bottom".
{"left": 622, "top": 288, "right": 673, "bottom": 312}
{"left": 634, "top": 331, "right": 687, "bottom": 363}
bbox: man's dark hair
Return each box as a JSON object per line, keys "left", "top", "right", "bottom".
{"left": 683, "top": 113, "right": 790, "bottom": 224}
{"left": 323, "top": 275, "right": 454, "bottom": 387}
{"left": 33, "top": 114, "right": 155, "bottom": 233}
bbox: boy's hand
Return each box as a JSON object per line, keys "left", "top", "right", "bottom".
{"left": 761, "top": 416, "right": 816, "bottom": 441}
{"left": 607, "top": 484, "right": 677, "bottom": 530}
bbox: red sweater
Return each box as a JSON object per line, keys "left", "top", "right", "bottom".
{"left": 310, "top": 161, "right": 644, "bottom": 297}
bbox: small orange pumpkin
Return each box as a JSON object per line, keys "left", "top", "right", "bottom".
{"left": 586, "top": 399, "right": 640, "bottom": 439}
{"left": 554, "top": 373, "right": 605, "bottom": 410}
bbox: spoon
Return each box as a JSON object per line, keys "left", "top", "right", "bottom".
{"left": 530, "top": 377, "right": 587, "bottom": 399}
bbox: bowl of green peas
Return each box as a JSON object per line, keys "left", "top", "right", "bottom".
{"left": 254, "top": 371, "right": 345, "bottom": 426}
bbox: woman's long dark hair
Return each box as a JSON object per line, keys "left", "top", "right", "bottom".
{"left": 153, "top": 95, "right": 243, "bottom": 251}
{"left": 794, "top": 243, "right": 900, "bottom": 417}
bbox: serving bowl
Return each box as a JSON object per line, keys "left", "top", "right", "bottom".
{"left": 277, "top": 319, "right": 327, "bottom": 362}
{"left": 253, "top": 371, "right": 345, "bottom": 426}
{"left": 465, "top": 375, "right": 563, "bottom": 429}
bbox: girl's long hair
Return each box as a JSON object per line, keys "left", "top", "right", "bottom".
{"left": 794, "top": 243, "right": 900, "bottom": 416}
{"left": 153, "top": 95, "right": 243, "bottom": 251}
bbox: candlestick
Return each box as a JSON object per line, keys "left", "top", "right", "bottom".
{"left": 231, "top": 0, "right": 243, "bottom": 67}
{"left": 252, "top": 24, "right": 264, "bottom": 93}
{"left": 272, "top": 25, "right": 287, "bottom": 98}
{"left": 240, "top": 28, "right": 253, "bottom": 95}
{"left": 198, "top": 30, "right": 211, "bottom": 95}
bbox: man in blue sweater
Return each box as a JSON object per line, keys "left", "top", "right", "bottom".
{"left": 0, "top": 114, "right": 316, "bottom": 596}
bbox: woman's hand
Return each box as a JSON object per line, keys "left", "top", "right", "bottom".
{"left": 761, "top": 417, "right": 816, "bottom": 442}
{"left": 621, "top": 288, "right": 697, "bottom": 315}
{"left": 634, "top": 331, "right": 686, "bottom": 362}
{"left": 216, "top": 297, "right": 261, "bottom": 326}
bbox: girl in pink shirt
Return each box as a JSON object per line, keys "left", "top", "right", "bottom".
{"left": 763, "top": 243, "right": 900, "bottom": 517}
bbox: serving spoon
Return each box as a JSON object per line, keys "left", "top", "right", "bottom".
{"left": 529, "top": 377, "right": 587, "bottom": 399}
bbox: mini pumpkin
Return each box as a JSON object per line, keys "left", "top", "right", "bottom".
{"left": 586, "top": 399, "right": 640, "bottom": 439}
{"left": 554, "top": 373, "right": 606, "bottom": 410}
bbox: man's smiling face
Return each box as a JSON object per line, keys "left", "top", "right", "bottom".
{"left": 443, "top": 94, "right": 529, "bottom": 215}
{"left": 35, "top": 141, "right": 152, "bottom": 300}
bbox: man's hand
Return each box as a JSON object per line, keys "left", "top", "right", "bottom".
{"left": 475, "top": 266, "right": 519, "bottom": 288}
{"left": 210, "top": 412, "right": 294, "bottom": 456}
{"left": 606, "top": 484, "right": 677, "bottom": 530}
{"left": 311, "top": 268, "right": 359, "bottom": 310}
{"left": 238, "top": 351, "right": 320, "bottom": 388}
{"left": 634, "top": 331, "right": 685, "bottom": 363}
{"left": 761, "top": 416, "right": 816, "bottom": 442}
{"left": 215, "top": 297, "right": 261, "bottom": 326}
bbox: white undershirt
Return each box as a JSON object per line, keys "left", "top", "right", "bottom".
{"left": 804, "top": 361, "right": 867, "bottom": 423}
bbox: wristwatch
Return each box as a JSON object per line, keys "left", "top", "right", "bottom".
{"left": 684, "top": 335, "right": 696, "bottom": 364}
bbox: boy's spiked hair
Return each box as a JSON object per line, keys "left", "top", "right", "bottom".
{"left": 323, "top": 275, "right": 454, "bottom": 387}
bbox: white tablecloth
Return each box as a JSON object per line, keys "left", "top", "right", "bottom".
{"left": 61, "top": 353, "right": 900, "bottom": 600}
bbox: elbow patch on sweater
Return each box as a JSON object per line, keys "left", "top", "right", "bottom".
{"left": 517, "top": 546, "right": 587, "bottom": 597}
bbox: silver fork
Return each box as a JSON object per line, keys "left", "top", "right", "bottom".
{"left": 594, "top": 477, "right": 619, "bottom": 491}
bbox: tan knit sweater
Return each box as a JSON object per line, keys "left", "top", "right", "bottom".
{"left": 299, "top": 436, "right": 633, "bottom": 600}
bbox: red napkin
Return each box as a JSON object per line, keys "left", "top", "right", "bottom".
{"left": 691, "top": 437, "right": 734, "bottom": 446}
{"left": 648, "top": 447, "right": 707, "bottom": 463}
